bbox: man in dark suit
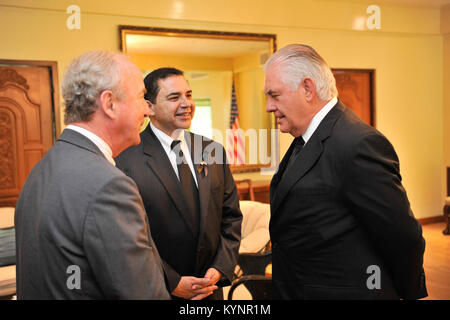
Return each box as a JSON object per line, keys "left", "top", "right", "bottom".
{"left": 115, "top": 68, "right": 242, "bottom": 300}
{"left": 15, "top": 51, "right": 170, "bottom": 299}
{"left": 264, "top": 44, "right": 427, "bottom": 300}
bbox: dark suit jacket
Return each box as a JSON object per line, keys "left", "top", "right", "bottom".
{"left": 115, "top": 126, "right": 242, "bottom": 293}
{"left": 270, "top": 101, "right": 427, "bottom": 300}
{"left": 15, "top": 129, "right": 169, "bottom": 299}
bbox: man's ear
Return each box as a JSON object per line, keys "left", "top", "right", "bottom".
{"left": 98, "top": 90, "right": 116, "bottom": 119}
{"left": 147, "top": 100, "right": 157, "bottom": 117}
{"left": 302, "top": 77, "right": 316, "bottom": 102}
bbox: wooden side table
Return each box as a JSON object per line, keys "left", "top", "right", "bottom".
{"left": 236, "top": 180, "right": 270, "bottom": 204}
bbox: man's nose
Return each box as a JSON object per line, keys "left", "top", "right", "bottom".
{"left": 180, "top": 96, "right": 191, "bottom": 107}
{"left": 266, "top": 102, "right": 276, "bottom": 113}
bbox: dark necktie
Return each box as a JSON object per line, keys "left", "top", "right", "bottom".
{"left": 171, "top": 140, "right": 200, "bottom": 237}
{"left": 284, "top": 136, "right": 305, "bottom": 175}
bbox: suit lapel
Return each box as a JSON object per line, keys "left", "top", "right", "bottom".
{"left": 271, "top": 101, "right": 345, "bottom": 214}
{"left": 271, "top": 136, "right": 324, "bottom": 214}
{"left": 270, "top": 137, "right": 296, "bottom": 204}
{"left": 185, "top": 131, "right": 210, "bottom": 237}
{"left": 142, "top": 127, "right": 197, "bottom": 236}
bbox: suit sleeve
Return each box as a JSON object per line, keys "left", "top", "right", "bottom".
{"left": 342, "top": 133, "right": 427, "bottom": 299}
{"left": 161, "top": 260, "right": 181, "bottom": 293}
{"left": 83, "top": 174, "right": 171, "bottom": 300}
{"left": 210, "top": 148, "right": 243, "bottom": 285}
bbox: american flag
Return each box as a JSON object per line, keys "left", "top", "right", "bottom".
{"left": 227, "top": 81, "right": 245, "bottom": 165}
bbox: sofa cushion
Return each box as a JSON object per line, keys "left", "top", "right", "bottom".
{"left": 0, "top": 227, "right": 15, "bottom": 267}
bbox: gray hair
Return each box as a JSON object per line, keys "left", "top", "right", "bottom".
{"left": 62, "top": 50, "right": 127, "bottom": 124}
{"left": 264, "top": 44, "right": 337, "bottom": 101}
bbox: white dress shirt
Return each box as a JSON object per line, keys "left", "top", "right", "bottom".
{"left": 302, "top": 97, "right": 338, "bottom": 144}
{"left": 150, "top": 122, "right": 198, "bottom": 187}
{"left": 66, "top": 124, "right": 116, "bottom": 166}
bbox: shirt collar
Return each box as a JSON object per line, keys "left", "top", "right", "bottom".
{"left": 150, "top": 121, "right": 185, "bottom": 150}
{"left": 302, "top": 96, "right": 338, "bottom": 144}
{"left": 65, "top": 124, "right": 115, "bottom": 166}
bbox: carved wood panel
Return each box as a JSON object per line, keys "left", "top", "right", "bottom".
{"left": 332, "top": 69, "right": 375, "bottom": 126}
{"left": 0, "top": 65, "right": 56, "bottom": 207}
{"left": 0, "top": 109, "right": 17, "bottom": 190}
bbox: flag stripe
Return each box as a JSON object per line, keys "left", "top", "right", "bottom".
{"left": 226, "top": 80, "right": 245, "bottom": 165}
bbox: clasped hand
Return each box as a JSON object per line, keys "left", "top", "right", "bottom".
{"left": 172, "top": 268, "right": 221, "bottom": 300}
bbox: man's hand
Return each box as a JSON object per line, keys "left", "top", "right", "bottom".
{"left": 172, "top": 276, "right": 218, "bottom": 300}
{"left": 190, "top": 268, "right": 222, "bottom": 300}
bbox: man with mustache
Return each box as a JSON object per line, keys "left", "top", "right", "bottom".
{"left": 115, "top": 67, "right": 242, "bottom": 300}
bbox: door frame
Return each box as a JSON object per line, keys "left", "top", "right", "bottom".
{"left": 0, "top": 59, "right": 61, "bottom": 140}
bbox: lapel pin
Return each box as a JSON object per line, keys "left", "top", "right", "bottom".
{"left": 199, "top": 160, "right": 208, "bottom": 177}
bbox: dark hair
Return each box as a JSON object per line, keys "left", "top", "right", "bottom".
{"left": 144, "top": 67, "right": 184, "bottom": 103}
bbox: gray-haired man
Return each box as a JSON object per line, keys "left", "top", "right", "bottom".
{"left": 15, "top": 51, "right": 170, "bottom": 299}
{"left": 265, "top": 44, "right": 427, "bottom": 300}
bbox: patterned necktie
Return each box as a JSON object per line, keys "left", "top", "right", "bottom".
{"left": 171, "top": 140, "right": 200, "bottom": 237}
